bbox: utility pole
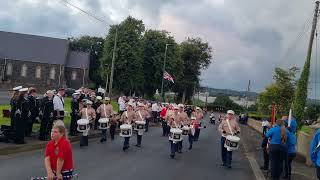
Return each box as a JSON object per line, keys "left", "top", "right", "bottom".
{"left": 161, "top": 44, "right": 170, "bottom": 102}
{"left": 245, "top": 80, "right": 251, "bottom": 112}
{"left": 108, "top": 27, "right": 118, "bottom": 98}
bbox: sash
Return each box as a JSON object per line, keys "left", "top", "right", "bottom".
{"left": 138, "top": 111, "right": 144, "bottom": 121}
{"left": 103, "top": 104, "right": 107, "bottom": 118}
{"left": 226, "top": 119, "right": 234, "bottom": 136}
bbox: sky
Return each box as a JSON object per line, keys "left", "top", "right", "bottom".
{"left": 0, "top": 0, "right": 320, "bottom": 98}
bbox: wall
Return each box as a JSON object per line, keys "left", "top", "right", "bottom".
{"left": 64, "top": 67, "right": 89, "bottom": 89}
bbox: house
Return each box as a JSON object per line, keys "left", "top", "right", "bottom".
{"left": 0, "top": 31, "right": 90, "bottom": 91}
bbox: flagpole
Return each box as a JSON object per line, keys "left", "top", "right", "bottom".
{"left": 161, "top": 43, "right": 170, "bottom": 102}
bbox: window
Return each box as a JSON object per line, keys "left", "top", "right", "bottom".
{"left": 6, "top": 63, "right": 12, "bottom": 76}
{"left": 21, "top": 64, "right": 27, "bottom": 77}
{"left": 50, "top": 67, "right": 56, "bottom": 80}
{"left": 35, "top": 66, "right": 41, "bottom": 78}
{"left": 71, "top": 71, "right": 77, "bottom": 80}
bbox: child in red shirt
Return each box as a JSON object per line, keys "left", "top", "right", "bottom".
{"left": 45, "top": 121, "right": 74, "bottom": 180}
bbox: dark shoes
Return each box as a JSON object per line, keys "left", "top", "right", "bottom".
{"left": 135, "top": 144, "right": 141, "bottom": 147}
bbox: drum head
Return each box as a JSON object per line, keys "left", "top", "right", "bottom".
{"left": 77, "top": 119, "right": 89, "bottom": 125}
{"left": 170, "top": 128, "right": 182, "bottom": 134}
{"left": 99, "top": 118, "right": 109, "bottom": 123}
{"left": 226, "top": 135, "right": 240, "bottom": 142}
{"left": 136, "top": 121, "right": 146, "bottom": 125}
{"left": 120, "top": 124, "right": 132, "bottom": 129}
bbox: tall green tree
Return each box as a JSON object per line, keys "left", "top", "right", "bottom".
{"left": 293, "top": 55, "right": 312, "bottom": 125}
{"left": 176, "top": 38, "right": 212, "bottom": 103}
{"left": 100, "top": 16, "right": 145, "bottom": 95}
{"left": 69, "top": 36, "right": 104, "bottom": 87}
{"left": 141, "top": 30, "right": 182, "bottom": 98}
{"left": 257, "top": 67, "right": 298, "bottom": 115}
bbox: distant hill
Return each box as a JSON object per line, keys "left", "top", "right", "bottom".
{"left": 204, "top": 87, "right": 258, "bottom": 101}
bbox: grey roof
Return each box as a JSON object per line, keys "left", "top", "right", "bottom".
{"left": 66, "top": 51, "right": 90, "bottom": 69}
{"left": 0, "top": 31, "right": 69, "bottom": 65}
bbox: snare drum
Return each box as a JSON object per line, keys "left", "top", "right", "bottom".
{"left": 77, "top": 119, "right": 89, "bottom": 133}
{"left": 98, "top": 118, "right": 109, "bottom": 130}
{"left": 120, "top": 124, "right": 132, "bottom": 137}
{"left": 169, "top": 128, "right": 183, "bottom": 143}
{"left": 182, "top": 126, "right": 190, "bottom": 136}
{"left": 224, "top": 135, "right": 240, "bottom": 151}
{"left": 135, "top": 121, "right": 146, "bottom": 130}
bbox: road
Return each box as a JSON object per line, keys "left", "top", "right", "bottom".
{"left": 0, "top": 117, "right": 255, "bottom": 180}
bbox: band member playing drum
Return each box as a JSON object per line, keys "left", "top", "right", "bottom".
{"left": 78, "top": 100, "right": 96, "bottom": 147}
{"left": 96, "top": 97, "right": 113, "bottom": 143}
{"left": 218, "top": 110, "right": 240, "bottom": 169}
{"left": 176, "top": 104, "right": 189, "bottom": 152}
{"left": 45, "top": 121, "right": 73, "bottom": 180}
{"left": 134, "top": 103, "right": 148, "bottom": 147}
{"left": 193, "top": 107, "right": 204, "bottom": 141}
{"left": 120, "top": 103, "right": 136, "bottom": 151}
{"left": 167, "top": 105, "right": 182, "bottom": 158}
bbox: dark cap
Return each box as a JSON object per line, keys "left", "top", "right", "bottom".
{"left": 58, "top": 88, "right": 65, "bottom": 91}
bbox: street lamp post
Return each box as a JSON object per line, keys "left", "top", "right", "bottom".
{"left": 161, "top": 43, "right": 170, "bottom": 102}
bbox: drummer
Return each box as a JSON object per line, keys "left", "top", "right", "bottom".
{"left": 96, "top": 97, "right": 113, "bottom": 143}
{"left": 134, "top": 103, "right": 148, "bottom": 147}
{"left": 193, "top": 107, "right": 204, "bottom": 141}
{"left": 78, "top": 100, "right": 96, "bottom": 147}
{"left": 176, "top": 104, "right": 189, "bottom": 152}
{"left": 167, "top": 105, "right": 182, "bottom": 158}
{"left": 120, "top": 103, "right": 136, "bottom": 151}
{"left": 218, "top": 110, "right": 240, "bottom": 169}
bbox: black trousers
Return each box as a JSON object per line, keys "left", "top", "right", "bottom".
{"left": 137, "top": 134, "right": 142, "bottom": 145}
{"left": 69, "top": 115, "right": 78, "bottom": 136}
{"left": 284, "top": 153, "right": 296, "bottom": 177}
{"left": 269, "top": 144, "right": 286, "bottom": 180}
{"left": 262, "top": 147, "right": 269, "bottom": 169}
{"left": 25, "top": 118, "right": 35, "bottom": 136}
{"left": 39, "top": 119, "right": 53, "bottom": 140}
{"left": 316, "top": 166, "right": 320, "bottom": 180}
{"left": 110, "top": 124, "right": 116, "bottom": 140}
{"left": 152, "top": 111, "right": 158, "bottom": 123}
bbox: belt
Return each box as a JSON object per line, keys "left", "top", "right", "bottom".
{"left": 53, "top": 169, "right": 73, "bottom": 173}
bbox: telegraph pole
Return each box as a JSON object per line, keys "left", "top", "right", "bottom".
{"left": 108, "top": 27, "right": 118, "bottom": 97}
{"left": 161, "top": 44, "right": 170, "bottom": 102}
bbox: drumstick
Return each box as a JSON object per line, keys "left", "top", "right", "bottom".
{"left": 31, "top": 173, "right": 78, "bottom": 180}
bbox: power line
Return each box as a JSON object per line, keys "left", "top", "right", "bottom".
{"left": 58, "top": 0, "right": 110, "bottom": 26}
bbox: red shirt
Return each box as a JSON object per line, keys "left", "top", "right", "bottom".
{"left": 45, "top": 137, "right": 73, "bottom": 171}
{"left": 160, "top": 108, "right": 167, "bottom": 118}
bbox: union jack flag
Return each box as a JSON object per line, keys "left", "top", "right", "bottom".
{"left": 163, "top": 71, "right": 174, "bottom": 83}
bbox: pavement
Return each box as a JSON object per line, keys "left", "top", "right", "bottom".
{"left": 240, "top": 122, "right": 317, "bottom": 180}
{"left": 0, "top": 117, "right": 256, "bottom": 180}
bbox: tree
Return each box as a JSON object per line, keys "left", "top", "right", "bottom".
{"left": 293, "top": 55, "right": 312, "bottom": 125}
{"left": 141, "top": 30, "right": 183, "bottom": 98}
{"left": 100, "top": 16, "right": 145, "bottom": 96}
{"left": 176, "top": 38, "right": 212, "bottom": 103}
{"left": 69, "top": 36, "right": 104, "bottom": 87}
{"left": 257, "top": 67, "right": 298, "bottom": 115}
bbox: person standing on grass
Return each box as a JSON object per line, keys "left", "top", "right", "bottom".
{"left": 45, "top": 121, "right": 74, "bottom": 180}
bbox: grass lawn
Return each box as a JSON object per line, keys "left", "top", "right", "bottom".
{"left": 0, "top": 97, "right": 119, "bottom": 132}
{"left": 301, "top": 125, "right": 312, "bottom": 134}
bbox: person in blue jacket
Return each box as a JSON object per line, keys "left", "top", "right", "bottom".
{"left": 284, "top": 116, "right": 297, "bottom": 134}
{"left": 284, "top": 125, "right": 296, "bottom": 180}
{"left": 265, "top": 119, "right": 290, "bottom": 180}
{"left": 310, "top": 128, "right": 320, "bottom": 180}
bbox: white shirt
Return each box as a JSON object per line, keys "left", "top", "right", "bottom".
{"left": 262, "top": 120, "right": 270, "bottom": 127}
{"left": 119, "top": 100, "right": 126, "bottom": 111}
{"left": 152, "top": 103, "right": 158, "bottom": 112}
{"left": 53, "top": 93, "right": 64, "bottom": 111}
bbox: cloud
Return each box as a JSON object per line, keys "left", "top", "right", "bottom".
{"left": 1, "top": 0, "right": 319, "bottom": 98}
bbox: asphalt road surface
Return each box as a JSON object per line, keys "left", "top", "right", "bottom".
{"left": 0, "top": 117, "right": 255, "bottom": 180}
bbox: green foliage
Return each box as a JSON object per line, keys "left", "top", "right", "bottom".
{"left": 100, "top": 16, "right": 145, "bottom": 96}
{"left": 69, "top": 36, "right": 104, "bottom": 86}
{"left": 257, "top": 67, "right": 298, "bottom": 115}
{"left": 293, "top": 56, "right": 312, "bottom": 125}
{"left": 211, "top": 95, "right": 244, "bottom": 114}
{"left": 175, "top": 38, "right": 212, "bottom": 102}
{"left": 304, "top": 104, "right": 320, "bottom": 120}
{"left": 141, "top": 30, "right": 182, "bottom": 98}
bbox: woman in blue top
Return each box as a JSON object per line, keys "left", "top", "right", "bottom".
{"left": 310, "top": 128, "right": 320, "bottom": 180}
{"left": 284, "top": 125, "right": 296, "bottom": 180}
{"left": 265, "top": 119, "right": 289, "bottom": 180}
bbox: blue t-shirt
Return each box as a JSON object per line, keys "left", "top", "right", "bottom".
{"left": 286, "top": 131, "right": 296, "bottom": 154}
{"left": 284, "top": 118, "right": 297, "bottom": 134}
{"left": 265, "top": 125, "right": 289, "bottom": 145}
{"left": 310, "top": 129, "right": 320, "bottom": 166}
